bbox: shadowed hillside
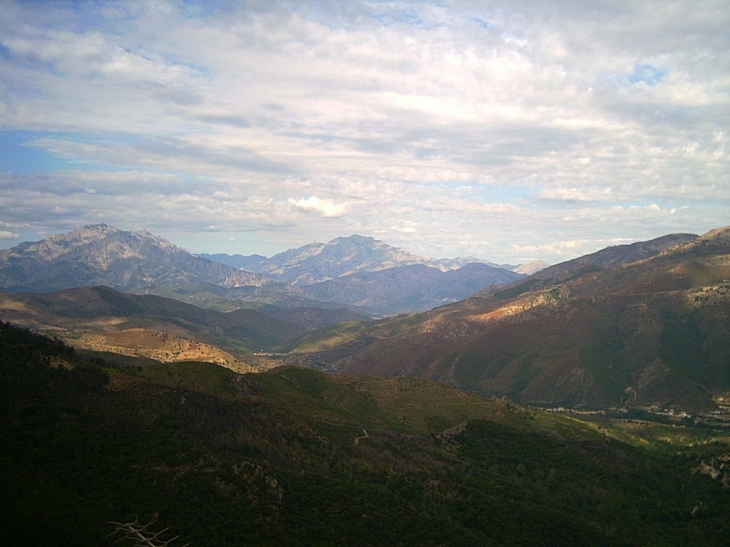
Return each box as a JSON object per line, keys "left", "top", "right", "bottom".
{"left": 2, "top": 322, "right": 730, "bottom": 546}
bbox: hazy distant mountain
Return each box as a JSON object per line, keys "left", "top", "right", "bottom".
{"left": 0, "top": 224, "right": 271, "bottom": 293}
{"left": 198, "top": 252, "right": 267, "bottom": 270}
{"left": 0, "top": 224, "right": 350, "bottom": 313}
{"left": 300, "top": 262, "right": 525, "bottom": 315}
{"left": 512, "top": 260, "right": 551, "bottom": 275}
{"left": 0, "top": 226, "right": 540, "bottom": 317}
{"left": 289, "top": 226, "right": 730, "bottom": 412}
{"left": 207, "top": 234, "right": 542, "bottom": 285}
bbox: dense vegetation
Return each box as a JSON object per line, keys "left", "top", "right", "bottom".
{"left": 2, "top": 321, "right": 730, "bottom": 546}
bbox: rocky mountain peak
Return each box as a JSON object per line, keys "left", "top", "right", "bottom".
{"left": 513, "top": 260, "right": 550, "bottom": 275}
{"left": 0, "top": 225, "right": 269, "bottom": 292}
{"left": 330, "top": 234, "right": 376, "bottom": 246}
{"left": 67, "top": 223, "right": 117, "bottom": 236}
{"left": 697, "top": 226, "right": 730, "bottom": 246}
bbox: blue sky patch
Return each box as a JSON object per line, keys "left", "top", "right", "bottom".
{"left": 629, "top": 64, "right": 667, "bottom": 86}
{"left": 0, "top": 131, "right": 76, "bottom": 174}
{"left": 0, "top": 131, "right": 140, "bottom": 174}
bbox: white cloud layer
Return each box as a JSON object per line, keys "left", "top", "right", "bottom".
{"left": 0, "top": 0, "right": 728, "bottom": 263}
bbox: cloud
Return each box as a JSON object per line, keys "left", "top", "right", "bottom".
{"left": 0, "top": 0, "right": 728, "bottom": 263}
{"left": 0, "top": 231, "right": 20, "bottom": 240}
{"left": 288, "top": 196, "right": 346, "bottom": 217}
{"left": 538, "top": 186, "right": 615, "bottom": 202}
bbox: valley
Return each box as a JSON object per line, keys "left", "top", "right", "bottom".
{"left": 2, "top": 224, "right": 730, "bottom": 545}
{"left": 4, "top": 1, "right": 728, "bottom": 544}
{"left": 2, "top": 224, "right": 729, "bottom": 415}
{"left": 284, "top": 226, "right": 730, "bottom": 414}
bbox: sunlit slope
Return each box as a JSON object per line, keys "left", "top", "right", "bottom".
{"left": 0, "top": 285, "right": 307, "bottom": 358}
{"left": 291, "top": 226, "right": 730, "bottom": 411}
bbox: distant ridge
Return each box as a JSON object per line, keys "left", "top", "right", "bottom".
{"left": 201, "top": 234, "right": 537, "bottom": 314}
{"left": 0, "top": 226, "right": 539, "bottom": 316}
{"left": 300, "top": 262, "right": 525, "bottom": 315}
{"left": 0, "top": 224, "right": 271, "bottom": 293}
{"left": 530, "top": 233, "right": 698, "bottom": 283}
{"left": 198, "top": 252, "right": 268, "bottom": 270}
{"left": 204, "top": 234, "right": 545, "bottom": 284}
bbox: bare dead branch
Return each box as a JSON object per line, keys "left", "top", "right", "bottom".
{"left": 108, "top": 515, "right": 190, "bottom": 547}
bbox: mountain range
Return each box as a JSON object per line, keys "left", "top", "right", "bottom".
{"left": 200, "top": 234, "right": 545, "bottom": 284}
{"left": 0, "top": 225, "right": 531, "bottom": 316}
{"left": 4, "top": 225, "right": 730, "bottom": 546}
{"left": 0, "top": 224, "right": 270, "bottom": 292}
{"left": 288, "top": 226, "right": 730, "bottom": 413}
{"left": 2, "top": 223, "right": 730, "bottom": 414}
{"left": 299, "top": 262, "right": 522, "bottom": 316}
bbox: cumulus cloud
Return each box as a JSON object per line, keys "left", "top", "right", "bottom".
{"left": 0, "top": 0, "right": 728, "bottom": 262}
{"left": 288, "top": 196, "right": 346, "bottom": 217}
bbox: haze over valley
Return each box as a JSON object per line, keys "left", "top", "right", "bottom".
{"left": 2, "top": 0, "right": 730, "bottom": 544}
{"left": 2, "top": 222, "right": 730, "bottom": 546}
{"left": 2, "top": 222, "right": 729, "bottom": 415}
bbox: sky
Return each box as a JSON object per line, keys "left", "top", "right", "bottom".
{"left": 0, "top": 0, "right": 728, "bottom": 264}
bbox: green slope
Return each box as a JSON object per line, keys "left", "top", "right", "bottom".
{"left": 2, "top": 322, "right": 730, "bottom": 546}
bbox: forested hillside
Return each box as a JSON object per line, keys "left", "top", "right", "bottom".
{"left": 2, "top": 322, "right": 730, "bottom": 546}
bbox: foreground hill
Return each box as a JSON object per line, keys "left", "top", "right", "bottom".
{"left": 290, "top": 227, "right": 730, "bottom": 413}
{"left": 2, "top": 322, "right": 730, "bottom": 546}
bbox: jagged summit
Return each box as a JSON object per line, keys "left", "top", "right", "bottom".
{"left": 67, "top": 223, "right": 117, "bottom": 235}
{"left": 0, "top": 224, "right": 269, "bottom": 293}
{"left": 241, "top": 234, "right": 435, "bottom": 285}
{"left": 331, "top": 234, "right": 377, "bottom": 245}
{"left": 697, "top": 225, "right": 730, "bottom": 246}
{"left": 38, "top": 225, "right": 182, "bottom": 258}
{"left": 237, "top": 234, "right": 536, "bottom": 285}
{"left": 0, "top": 227, "right": 536, "bottom": 315}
